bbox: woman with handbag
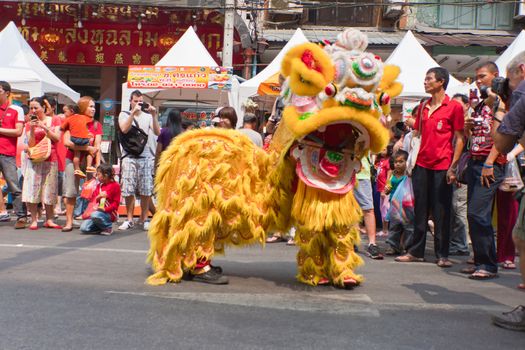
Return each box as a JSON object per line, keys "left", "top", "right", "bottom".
{"left": 22, "top": 96, "right": 62, "bottom": 230}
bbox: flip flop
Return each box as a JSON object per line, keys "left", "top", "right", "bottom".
{"left": 61, "top": 227, "right": 73, "bottom": 232}
{"left": 501, "top": 261, "right": 516, "bottom": 269}
{"left": 437, "top": 258, "right": 453, "bottom": 268}
{"left": 469, "top": 270, "right": 498, "bottom": 280}
{"left": 395, "top": 254, "right": 425, "bottom": 263}
{"left": 44, "top": 222, "right": 63, "bottom": 229}
{"left": 28, "top": 224, "right": 38, "bottom": 231}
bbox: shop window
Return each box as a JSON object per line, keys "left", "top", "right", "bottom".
{"left": 438, "top": 0, "right": 515, "bottom": 30}
{"left": 304, "top": 0, "right": 378, "bottom": 27}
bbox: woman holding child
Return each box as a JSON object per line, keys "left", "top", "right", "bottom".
{"left": 62, "top": 96, "right": 102, "bottom": 232}
{"left": 22, "top": 96, "right": 62, "bottom": 230}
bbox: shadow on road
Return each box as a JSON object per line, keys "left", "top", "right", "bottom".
{"left": 404, "top": 283, "right": 506, "bottom": 307}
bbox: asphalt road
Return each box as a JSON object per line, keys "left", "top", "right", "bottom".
{"left": 0, "top": 222, "right": 523, "bottom": 350}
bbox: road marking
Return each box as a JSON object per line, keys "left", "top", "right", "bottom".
{"left": 105, "top": 291, "right": 380, "bottom": 317}
{"left": 105, "top": 291, "right": 510, "bottom": 314}
{"left": 0, "top": 243, "right": 147, "bottom": 254}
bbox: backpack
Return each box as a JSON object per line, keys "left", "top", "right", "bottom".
{"left": 117, "top": 111, "right": 148, "bottom": 158}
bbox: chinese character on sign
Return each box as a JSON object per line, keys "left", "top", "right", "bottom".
{"left": 132, "top": 53, "right": 142, "bottom": 64}
{"left": 96, "top": 52, "right": 105, "bottom": 64}
{"left": 40, "top": 50, "right": 48, "bottom": 61}
{"left": 58, "top": 51, "right": 68, "bottom": 63}
{"left": 76, "top": 52, "right": 86, "bottom": 64}
{"left": 151, "top": 54, "right": 160, "bottom": 65}
{"left": 114, "top": 53, "right": 124, "bottom": 65}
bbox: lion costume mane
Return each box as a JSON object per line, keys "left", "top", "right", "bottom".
{"left": 146, "top": 29, "right": 402, "bottom": 287}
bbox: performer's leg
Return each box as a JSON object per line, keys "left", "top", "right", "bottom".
{"left": 295, "top": 227, "right": 329, "bottom": 286}
{"left": 326, "top": 226, "right": 364, "bottom": 287}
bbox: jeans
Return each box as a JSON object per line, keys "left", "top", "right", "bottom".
{"left": 386, "top": 220, "right": 414, "bottom": 251}
{"left": 0, "top": 155, "right": 25, "bottom": 219}
{"left": 450, "top": 184, "right": 469, "bottom": 253}
{"left": 406, "top": 165, "right": 452, "bottom": 259}
{"left": 80, "top": 211, "right": 113, "bottom": 233}
{"left": 466, "top": 159, "right": 503, "bottom": 273}
{"left": 74, "top": 197, "right": 88, "bottom": 218}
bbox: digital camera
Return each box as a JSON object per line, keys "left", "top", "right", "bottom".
{"left": 140, "top": 102, "right": 150, "bottom": 112}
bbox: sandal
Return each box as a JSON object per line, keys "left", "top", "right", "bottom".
{"left": 501, "top": 261, "right": 516, "bottom": 269}
{"left": 518, "top": 283, "right": 525, "bottom": 291}
{"left": 43, "top": 222, "right": 63, "bottom": 230}
{"left": 286, "top": 238, "right": 296, "bottom": 246}
{"left": 28, "top": 223, "right": 38, "bottom": 231}
{"left": 469, "top": 269, "right": 498, "bottom": 280}
{"left": 395, "top": 254, "right": 424, "bottom": 263}
{"left": 266, "top": 235, "right": 285, "bottom": 243}
{"left": 437, "top": 258, "right": 453, "bottom": 268}
{"left": 74, "top": 170, "right": 86, "bottom": 178}
{"left": 61, "top": 227, "right": 73, "bottom": 232}
{"left": 317, "top": 277, "right": 330, "bottom": 286}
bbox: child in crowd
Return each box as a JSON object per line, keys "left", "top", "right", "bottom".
{"left": 384, "top": 150, "right": 413, "bottom": 255}
{"left": 60, "top": 108, "right": 97, "bottom": 178}
{"left": 376, "top": 143, "right": 394, "bottom": 236}
{"left": 79, "top": 164, "right": 121, "bottom": 236}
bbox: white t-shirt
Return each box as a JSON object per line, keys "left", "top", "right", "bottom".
{"left": 118, "top": 111, "right": 155, "bottom": 158}
{"left": 239, "top": 128, "right": 263, "bottom": 148}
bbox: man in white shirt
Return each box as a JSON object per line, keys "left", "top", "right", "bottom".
{"left": 117, "top": 90, "right": 160, "bottom": 231}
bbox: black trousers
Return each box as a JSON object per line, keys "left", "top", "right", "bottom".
{"left": 406, "top": 165, "right": 452, "bottom": 259}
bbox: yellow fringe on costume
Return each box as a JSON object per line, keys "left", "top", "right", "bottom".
{"left": 291, "top": 181, "right": 364, "bottom": 286}
{"left": 146, "top": 128, "right": 294, "bottom": 285}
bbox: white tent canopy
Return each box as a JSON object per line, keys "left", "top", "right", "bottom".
{"left": 0, "top": 21, "right": 79, "bottom": 103}
{"left": 237, "top": 28, "right": 309, "bottom": 110}
{"left": 495, "top": 30, "right": 525, "bottom": 77}
{"left": 386, "top": 30, "right": 464, "bottom": 98}
{"left": 121, "top": 26, "right": 230, "bottom": 111}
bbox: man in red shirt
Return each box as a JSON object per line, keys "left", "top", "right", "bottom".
{"left": 395, "top": 68, "right": 465, "bottom": 266}
{"left": 0, "top": 81, "right": 26, "bottom": 228}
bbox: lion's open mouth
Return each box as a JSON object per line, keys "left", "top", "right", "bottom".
{"left": 291, "top": 121, "right": 370, "bottom": 194}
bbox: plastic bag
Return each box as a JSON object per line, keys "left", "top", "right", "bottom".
{"left": 80, "top": 178, "right": 98, "bottom": 200}
{"left": 386, "top": 177, "right": 415, "bottom": 226}
{"left": 499, "top": 159, "right": 524, "bottom": 192}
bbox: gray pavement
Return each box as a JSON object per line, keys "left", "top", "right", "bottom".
{"left": 0, "top": 221, "right": 523, "bottom": 349}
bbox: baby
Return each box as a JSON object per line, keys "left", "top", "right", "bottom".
{"left": 61, "top": 113, "right": 97, "bottom": 178}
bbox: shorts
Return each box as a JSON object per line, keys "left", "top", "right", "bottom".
{"left": 353, "top": 179, "right": 374, "bottom": 211}
{"left": 63, "top": 159, "right": 80, "bottom": 198}
{"left": 120, "top": 157, "right": 154, "bottom": 197}
{"left": 70, "top": 136, "right": 90, "bottom": 146}
{"left": 513, "top": 194, "right": 525, "bottom": 242}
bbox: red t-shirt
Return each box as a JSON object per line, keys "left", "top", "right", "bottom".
{"left": 92, "top": 180, "right": 121, "bottom": 222}
{"left": 469, "top": 103, "right": 506, "bottom": 164}
{"left": 0, "top": 103, "right": 22, "bottom": 157}
{"left": 65, "top": 120, "right": 103, "bottom": 161}
{"left": 25, "top": 116, "right": 62, "bottom": 163}
{"left": 414, "top": 95, "right": 465, "bottom": 171}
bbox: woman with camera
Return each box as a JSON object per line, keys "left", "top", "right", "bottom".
{"left": 22, "top": 96, "right": 62, "bottom": 230}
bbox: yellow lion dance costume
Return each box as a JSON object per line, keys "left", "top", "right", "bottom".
{"left": 146, "top": 29, "right": 402, "bottom": 287}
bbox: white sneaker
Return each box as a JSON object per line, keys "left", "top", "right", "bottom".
{"left": 118, "top": 220, "right": 134, "bottom": 231}
{"left": 143, "top": 220, "right": 150, "bottom": 231}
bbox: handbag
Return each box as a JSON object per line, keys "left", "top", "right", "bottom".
{"left": 456, "top": 139, "right": 470, "bottom": 185}
{"left": 27, "top": 117, "right": 52, "bottom": 163}
{"left": 406, "top": 101, "right": 428, "bottom": 176}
